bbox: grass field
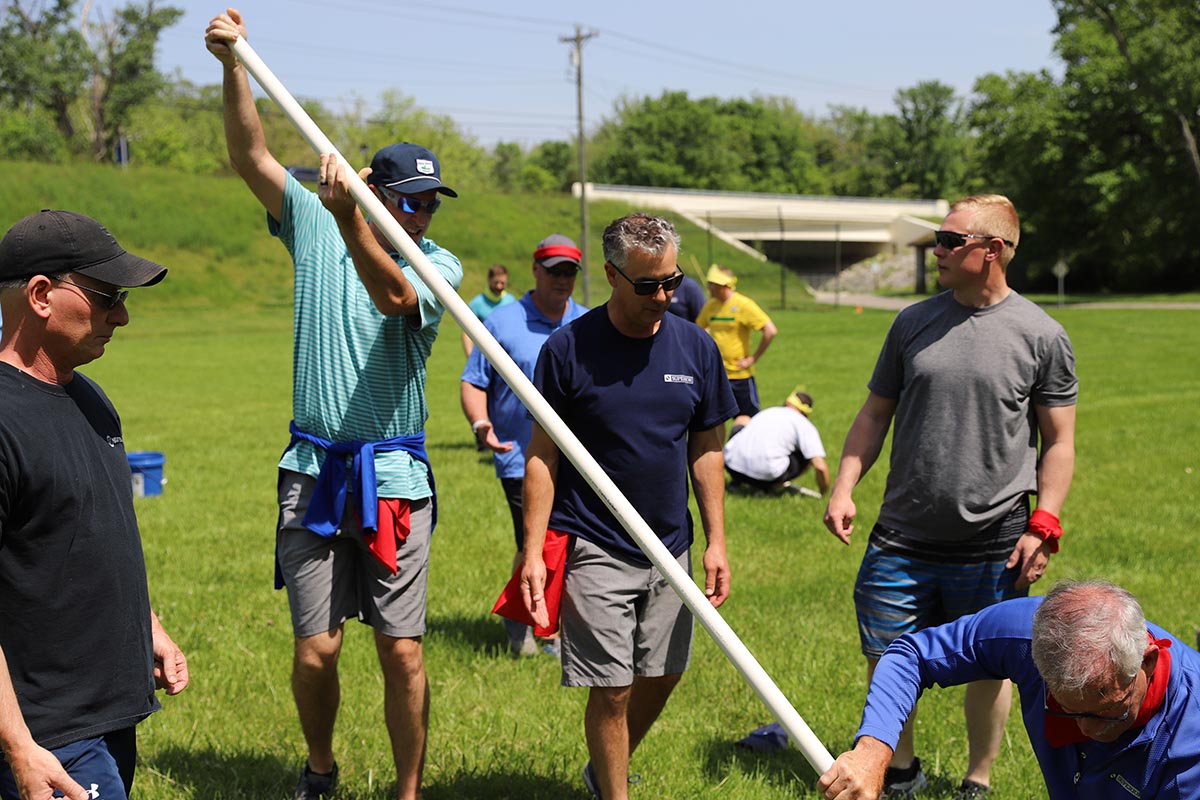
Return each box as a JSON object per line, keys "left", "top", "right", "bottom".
{"left": 75, "top": 295, "right": 1198, "bottom": 800}
{"left": 7, "top": 161, "right": 1199, "bottom": 798}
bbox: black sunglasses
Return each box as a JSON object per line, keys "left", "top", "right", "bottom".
{"left": 934, "top": 230, "right": 1016, "bottom": 250}
{"left": 540, "top": 264, "right": 580, "bottom": 278}
{"left": 57, "top": 277, "right": 128, "bottom": 309}
{"left": 608, "top": 262, "right": 685, "bottom": 296}
{"left": 382, "top": 188, "right": 441, "bottom": 216}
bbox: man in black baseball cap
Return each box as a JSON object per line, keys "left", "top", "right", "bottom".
{"left": 0, "top": 209, "right": 185, "bottom": 800}
{"left": 0, "top": 209, "right": 167, "bottom": 288}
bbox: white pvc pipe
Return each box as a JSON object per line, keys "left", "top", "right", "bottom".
{"left": 230, "top": 35, "right": 834, "bottom": 775}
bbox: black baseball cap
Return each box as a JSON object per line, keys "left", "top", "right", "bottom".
{"left": 0, "top": 210, "right": 167, "bottom": 287}
{"left": 369, "top": 143, "right": 458, "bottom": 197}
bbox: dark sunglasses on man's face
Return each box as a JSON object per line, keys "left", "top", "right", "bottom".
{"left": 540, "top": 264, "right": 580, "bottom": 278}
{"left": 608, "top": 262, "right": 686, "bottom": 296}
{"left": 56, "top": 277, "right": 128, "bottom": 309}
{"left": 383, "top": 189, "right": 441, "bottom": 216}
{"left": 934, "top": 230, "right": 1016, "bottom": 250}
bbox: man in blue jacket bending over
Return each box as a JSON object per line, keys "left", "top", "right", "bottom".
{"left": 819, "top": 580, "right": 1200, "bottom": 800}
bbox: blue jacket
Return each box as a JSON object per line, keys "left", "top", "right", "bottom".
{"left": 858, "top": 597, "right": 1200, "bottom": 799}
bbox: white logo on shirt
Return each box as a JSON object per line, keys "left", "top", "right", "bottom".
{"left": 663, "top": 374, "right": 694, "bottom": 384}
{"left": 86, "top": 785, "right": 101, "bottom": 800}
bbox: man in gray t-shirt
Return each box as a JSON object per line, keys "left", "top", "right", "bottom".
{"left": 823, "top": 195, "right": 1077, "bottom": 798}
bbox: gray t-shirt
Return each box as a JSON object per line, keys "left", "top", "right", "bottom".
{"left": 869, "top": 290, "right": 1077, "bottom": 542}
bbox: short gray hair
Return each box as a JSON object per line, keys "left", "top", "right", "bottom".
{"left": 601, "top": 213, "right": 680, "bottom": 270}
{"left": 1031, "top": 580, "right": 1147, "bottom": 695}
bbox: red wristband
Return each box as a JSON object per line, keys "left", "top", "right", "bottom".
{"left": 1027, "top": 509, "right": 1063, "bottom": 554}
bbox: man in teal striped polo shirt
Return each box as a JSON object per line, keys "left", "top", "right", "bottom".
{"left": 208, "top": 11, "right": 461, "bottom": 800}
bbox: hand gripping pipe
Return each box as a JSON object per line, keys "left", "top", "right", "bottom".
{"left": 229, "top": 34, "right": 835, "bottom": 776}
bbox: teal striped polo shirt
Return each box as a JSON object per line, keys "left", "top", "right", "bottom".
{"left": 271, "top": 173, "right": 463, "bottom": 499}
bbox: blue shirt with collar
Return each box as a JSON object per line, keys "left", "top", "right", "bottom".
{"left": 461, "top": 290, "right": 587, "bottom": 478}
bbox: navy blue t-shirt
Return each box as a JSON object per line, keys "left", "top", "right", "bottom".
{"left": 534, "top": 305, "right": 736, "bottom": 564}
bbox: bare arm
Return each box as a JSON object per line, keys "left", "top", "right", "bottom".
{"left": 520, "top": 422, "right": 560, "bottom": 628}
{"left": 317, "top": 156, "right": 423, "bottom": 316}
{"left": 823, "top": 392, "right": 897, "bottom": 545}
{"left": 1006, "top": 403, "right": 1077, "bottom": 588}
{"left": 0, "top": 646, "right": 88, "bottom": 800}
{"left": 689, "top": 424, "right": 730, "bottom": 607}
{"left": 736, "top": 319, "right": 777, "bottom": 369}
{"left": 810, "top": 455, "right": 831, "bottom": 496}
{"left": 460, "top": 380, "right": 512, "bottom": 453}
{"left": 205, "top": 9, "right": 286, "bottom": 220}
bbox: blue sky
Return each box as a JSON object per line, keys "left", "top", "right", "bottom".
{"left": 155, "top": 0, "right": 1063, "bottom": 148}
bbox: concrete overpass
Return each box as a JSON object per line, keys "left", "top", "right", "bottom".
{"left": 576, "top": 183, "right": 947, "bottom": 290}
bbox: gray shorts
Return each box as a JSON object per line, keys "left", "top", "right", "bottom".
{"left": 276, "top": 470, "right": 431, "bottom": 639}
{"left": 560, "top": 536, "right": 693, "bottom": 687}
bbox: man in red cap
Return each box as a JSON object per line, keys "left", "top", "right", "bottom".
{"left": 461, "top": 234, "right": 587, "bottom": 657}
{"left": 0, "top": 210, "right": 188, "bottom": 800}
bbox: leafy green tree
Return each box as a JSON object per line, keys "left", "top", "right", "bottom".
{"left": 590, "top": 91, "right": 826, "bottom": 194}
{"left": 0, "top": 0, "right": 89, "bottom": 145}
{"left": 527, "top": 140, "right": 574, "bottom": 191}
{"left": 492, "top": 141, "right": 523, "bottom": 191}
{"left": 816, "top": 106, "right": 899, "bottom": 198}
{"left": 84, "top": 0, "right": 183, "bottom": 160}
{"left": 891, "top": 80, "right": 968, "bottom": 199}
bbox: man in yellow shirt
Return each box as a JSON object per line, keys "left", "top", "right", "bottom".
{"left": 697, "top": 265, "right": 777, "bottom": 431}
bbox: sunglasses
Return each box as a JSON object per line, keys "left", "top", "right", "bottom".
{"left": 1044, "top": 694, "right": 1132, "bottom": 724}
{"left": 57, "top": 277, "right": 129, "bottom": 309}
{"left": 608, "top": 262, "right": 685, "bottom": 296}
{"left": 382, "top": 188, "right": 441, "bottom": 216}
{"left": 934, "top": 230, "right": 1016, "bottom": 250}
{"left": 540, "top": 264, "right": 580, "bottom": 278}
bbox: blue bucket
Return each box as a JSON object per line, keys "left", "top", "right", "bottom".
{"left": 128, "top": 451, "right": 166, "bottom": 497}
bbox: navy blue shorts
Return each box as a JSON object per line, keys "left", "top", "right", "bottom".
{"left": 729, "top": 377, "right": 760, "bottom": 418}
{"left": 854, "top": 504, "right": 1029, "bottom": 658}
{"left": 0, "top": 727, "right": 136, "bottom": 800}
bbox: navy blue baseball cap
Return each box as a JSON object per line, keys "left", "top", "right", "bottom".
{"left": 369, "top": 142, "right": 458, "bottom": 197}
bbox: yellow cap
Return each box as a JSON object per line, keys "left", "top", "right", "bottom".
{"left": 705, "top": 265, "right": 736, "bottom": 287}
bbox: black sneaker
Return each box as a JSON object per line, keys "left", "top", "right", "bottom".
{"left": 293, "top": 761, "right": 338, "bottom": 800}
{"left": 582, "top": 762, "right": 603, "bottom": 800}
{"left": 882, "top": 757, "right": 928, "bottom": 798}
{"left": 954, "top": 779, "right": 992, "bottom": 799}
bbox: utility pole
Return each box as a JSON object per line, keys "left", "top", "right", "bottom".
{"left": 561, "top": 25, "right": 597, "bottom": 304}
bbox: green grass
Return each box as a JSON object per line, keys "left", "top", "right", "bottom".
{"left": 74, "top": 297, "right": 1199, "bottom": 800}
{"left": 8, "top": 161, "right": 1200, "bottom": 798}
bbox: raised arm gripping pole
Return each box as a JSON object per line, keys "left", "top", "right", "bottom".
{"left": 229, "top": 34, "right": 834, "bottom": 775}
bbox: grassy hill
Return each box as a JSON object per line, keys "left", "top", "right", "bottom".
{"left": 2, "top": 160, "right": 806, "bottom": 312}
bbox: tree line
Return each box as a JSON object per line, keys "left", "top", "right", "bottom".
{"left": 2, "top": 0, "right": 1196, "bottom": 291}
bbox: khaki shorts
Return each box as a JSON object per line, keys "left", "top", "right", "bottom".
{"left": 276, "top": 470, "right": 431, "bottom": 638}
{"left": 560, "top": 536, "right": 692, "bottom": 687}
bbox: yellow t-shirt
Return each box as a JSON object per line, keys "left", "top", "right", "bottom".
{"left": 697, "top": 291, "right": 771, "bottom": 379}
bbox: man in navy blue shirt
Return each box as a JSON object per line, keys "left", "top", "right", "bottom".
{"left": 520, "top": 214, "right": 737, "bottom": 800}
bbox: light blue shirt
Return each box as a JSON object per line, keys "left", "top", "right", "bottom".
{"left": 468, "top": 290, "right": 515, "bottom": 322}
{"left": 270, "top": 172, "right": 463, "bottom": 499}
{"left": 461, "top": 291, "right": 586, "bottom": 478}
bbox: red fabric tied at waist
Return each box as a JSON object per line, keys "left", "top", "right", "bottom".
{"left": 362, "top": 497, "right": 411, "bottom": 574}
{"left": 492, "top": 528, "right": 569, "bottom": 637}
